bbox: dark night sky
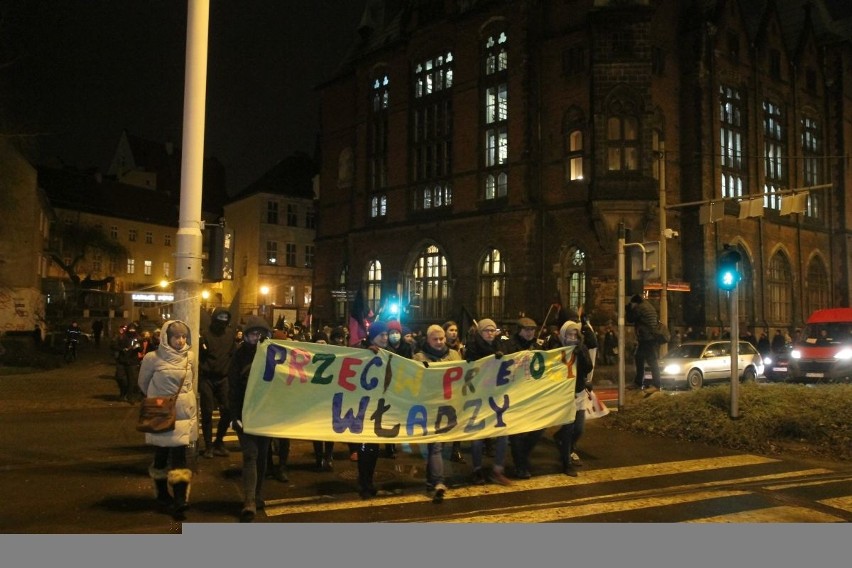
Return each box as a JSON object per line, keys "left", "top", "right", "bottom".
{"left": 1, "top": 1, "right": 366, "bottom": 195}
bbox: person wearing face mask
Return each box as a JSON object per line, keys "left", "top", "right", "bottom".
{"left": 385, "top": 320, "right": 413, "bottom": 359}
{"left": 381, "top": 320, "right": 412, "bottom": 459}
{"left": 553, "top": 320, "right": 593, "bottom": 477}
{"left": 198, "top": 308, "right": 235, "bottom": 459}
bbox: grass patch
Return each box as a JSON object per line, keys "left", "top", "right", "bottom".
{"left": 603, "top": 383, "right": 852, "bottom": 461}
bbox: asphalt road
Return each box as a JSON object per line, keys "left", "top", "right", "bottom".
{"left": 1, "top": 344, "right": 851, "bottom": 531}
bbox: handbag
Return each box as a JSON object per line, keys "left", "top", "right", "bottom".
{"left": 136, "top": 366, "right": 188, "bottom": 433}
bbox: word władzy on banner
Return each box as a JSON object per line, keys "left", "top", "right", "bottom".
{"left": 242, "top": 341, "right": 578, "bottom": 443}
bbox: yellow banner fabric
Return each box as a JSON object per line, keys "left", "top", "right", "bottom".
{"left": 242, "top": 341, "right": 578, "bottom": 443}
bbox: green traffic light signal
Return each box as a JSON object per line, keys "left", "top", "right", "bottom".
{"left": 717, "top": 246, "right": 741, "bottom": 291}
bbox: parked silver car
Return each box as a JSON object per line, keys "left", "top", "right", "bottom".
{"left": 646, "top": 340, "right": 765, "bottom": 390}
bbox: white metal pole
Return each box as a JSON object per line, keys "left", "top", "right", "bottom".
{"left": 174, "top": 0, "right": 209, "bottom": 449}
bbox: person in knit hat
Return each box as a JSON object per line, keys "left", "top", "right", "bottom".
{"left": 228, "top": 315, "right": 272, "bottom": 522}
{"left": 504, "top": 317, "right": 543, "bottom": 479}
{"left": 465, "top": 318, "right": 512, "bottom": 486}
{"left": 385, "top": 319, "right": 413, "bottom": 359}
{"left": 354, "top": 320, "right": 392, "bottom": 497}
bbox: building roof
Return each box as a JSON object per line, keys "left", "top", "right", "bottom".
{"left": 37, "top": 166, "right": 179, "bottom": 227}
{"left": 230, "top": 152, "right": 316, "bottom": 203}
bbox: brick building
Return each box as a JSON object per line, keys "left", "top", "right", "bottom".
{"left": 312, "top": 0, "right": 852, "bottom": 336}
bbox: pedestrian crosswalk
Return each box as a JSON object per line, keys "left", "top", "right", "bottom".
{"left": 258, "top": 454, "right": 851, "bottom": 523}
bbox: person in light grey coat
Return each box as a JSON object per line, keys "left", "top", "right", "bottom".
{"left": 138, "top": 319, "right": 197, "bottom": 519}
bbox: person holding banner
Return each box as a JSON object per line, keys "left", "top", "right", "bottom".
{"left": 465, "top": 319, "right": 512, "bottom": 486}
{"left": 553, "top": 320, "right": 593, "bottom": 477}
{"left": 355, "top": 321, "right": 390, "bottom": 498}
{"left": 442, "top": 320, "right": 467, "bottom": 464}
{"left": 505, "top": 317, "right": 544, "bottom": 479}
{"left": 228, "top": 315, "right": 273, "bottom": 522}
{"left": 413, "top": 324, "right": 463, "bottom": 503}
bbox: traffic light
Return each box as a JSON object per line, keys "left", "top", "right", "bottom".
{"left": 716, "top": 245, "right": 741, "bottom": 291}
{"left": 204, "top": 224, "right": 233, "bottom": 282}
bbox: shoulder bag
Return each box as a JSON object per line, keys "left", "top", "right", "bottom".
{"left": 137, "top": 365, "right": 188, "bottom": 433}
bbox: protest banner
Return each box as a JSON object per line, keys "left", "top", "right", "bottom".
{"left": 242, "top": 341, "right": 578, "bottom": 443}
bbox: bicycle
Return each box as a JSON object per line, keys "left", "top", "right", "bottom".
{"left": 64, "top": 339, "right": 78, "bottom": 363}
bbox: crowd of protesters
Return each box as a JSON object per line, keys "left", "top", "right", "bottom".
{"left": 107, "top": 307, "right": 599, "bottom": 521}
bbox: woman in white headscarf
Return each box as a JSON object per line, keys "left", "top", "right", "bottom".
{"left": 138, "top": 319, "right": 197, "bottom": 519}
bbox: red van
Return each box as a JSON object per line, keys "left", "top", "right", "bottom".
{"left": 789, "top": 308, "right": 852, "bottom": 383}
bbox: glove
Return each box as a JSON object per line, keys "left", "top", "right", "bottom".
{"left": 368, "top": 345, "right": 380, "bottom": 354}
{"left": 421, "top": 360, "right": 429, "bottom": 368}
{"left": 494, "top": 351, "right": 504, "bottom": 360}
{"left": 232, "top": 419, "right": 244, "bottom": 434}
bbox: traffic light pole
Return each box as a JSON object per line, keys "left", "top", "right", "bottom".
{"left": 729, "top": 287, "right": 739, "bottom": 419}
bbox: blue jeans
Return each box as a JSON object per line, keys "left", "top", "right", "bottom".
{"left": 471, "top": 436, "right": 508, "bottom": 471}
{"left": 425, "top": 442, "right": 445, "bottom": 489}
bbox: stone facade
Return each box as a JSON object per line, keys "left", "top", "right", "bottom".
{"left": 312, "top": 0, "right": 852, "bottom": 335}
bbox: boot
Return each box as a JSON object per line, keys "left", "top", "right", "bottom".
{"left": 149, "top": 465, "right": 172, "bottom": 508}
{"left": 167, "top": 468, "right": 192, "bottom": 520}
{"left": 357, "top": 446, "right": 379, "bottom": 498}
{"left": 273, "top": 464, "right": 289, "bottom": 483}
{"left": 240, "top": 499, "right": 256, "bottom": 523}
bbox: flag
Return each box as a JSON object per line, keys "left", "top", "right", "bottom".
{"left": 348, "top": 289, "right": 368, "bottom": 346}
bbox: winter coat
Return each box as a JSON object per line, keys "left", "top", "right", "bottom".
{"left": 413, "top": 342, "right": 462, "bottom": 363}
{"left": 138, "top": 320, "right": 198, "bottom": 447}
{"left": 199, "top": 321, "right": 236, "bottom": 378}
{"left": 464, "top": 332, "right": 502, "bottom": 362}
{"left": 626, "top": 300, "right": 659, "bottom": 342}
{"left": 228, "top": 339, "right": 260, "bottom": 423}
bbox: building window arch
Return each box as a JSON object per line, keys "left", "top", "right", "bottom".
{"left": 560, "top": 247, "right": 587, "bottom": 311}
{"left": 801, "top": 115, "right": 825, "bottom": 220}
{"left": 365, "top": 260, "right": 382, "bottom": 315}
{"left": 410, "top": 244, "right": 449, "bottom": 320}
{"left": 482, "top": 28, "right": 509, "bottom": 199}
{"left": 806, "top": 256, "right": 830, "bottom": 314}
{"left": 604, "top": 91, "right": 640, "bottom": 173}
{"left": 763, "top": 99, "right": 786, "bottom": 209}
{"left": 478, "top": 248, "right": 506, "bottom": 319}
{"left": 767, "top": 251, "right": 793, "bottom": 325}
{"left": 720, "top": 84, "right": 746, "bottom": 198}
{"left": 369, "top": 71, "right": 389, "bottom": 192}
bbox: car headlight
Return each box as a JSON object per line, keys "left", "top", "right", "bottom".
{"left": 763, "top": 356, "right": 773, "bottom": 365}
{"left": 791, "top": 349, "right": 801, "bottom": 359}
{"left": 663, "top": 363, "right": 681, "bottom": 374}
{"left": 835, "top": 348, "right": 852, "bottom": 361}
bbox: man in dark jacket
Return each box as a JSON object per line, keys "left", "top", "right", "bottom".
{"left": 626, "top": 294, "right": 661, "bottom": 392}
{"left": 504, "top": 317, "right": 543, "bottom": 479}
{"left": 198, "top": 308, "right": 235, "bottom": 458}
{"left": 228, "top": 315, "right": 271, "bottom": 522}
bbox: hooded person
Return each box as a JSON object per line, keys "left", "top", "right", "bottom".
{"left": 553, "top": 319, "right": 594, "bottom": 477}
{"left": 198, "top": 307, "right": 236, "bottom": 458}
{"left": 138, "top": 319, "right": 196, "bottom": 519}
{"left": 228, "top": 315, "right": 272, "bottom": 522}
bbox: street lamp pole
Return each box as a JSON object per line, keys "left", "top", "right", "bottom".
{"left": 657, "top": 144, "right": 668, "bottom": 355}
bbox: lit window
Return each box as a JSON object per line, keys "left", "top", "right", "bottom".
{"left": 144, "top": 260, "right": 152, "bottom": 276}
{"left": 410, "top": 245, "right": 449, "bottom": 320}
{"left": 127, "top": 258, "right": 136, "bottom": 274}
{"left": 266, "top": 241, "right": 277, "bottom": 265}
{"left": 720, "top": 85, "right": 746, "bottom": 198}
{"left": 478, "top": 248, "right": 506, "bottom": 318}
{"left": 568, "top": 130, "right": 584, "bottom": 181}
{"left": 366, "top": 260, "right": 382, "bottom": 315}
